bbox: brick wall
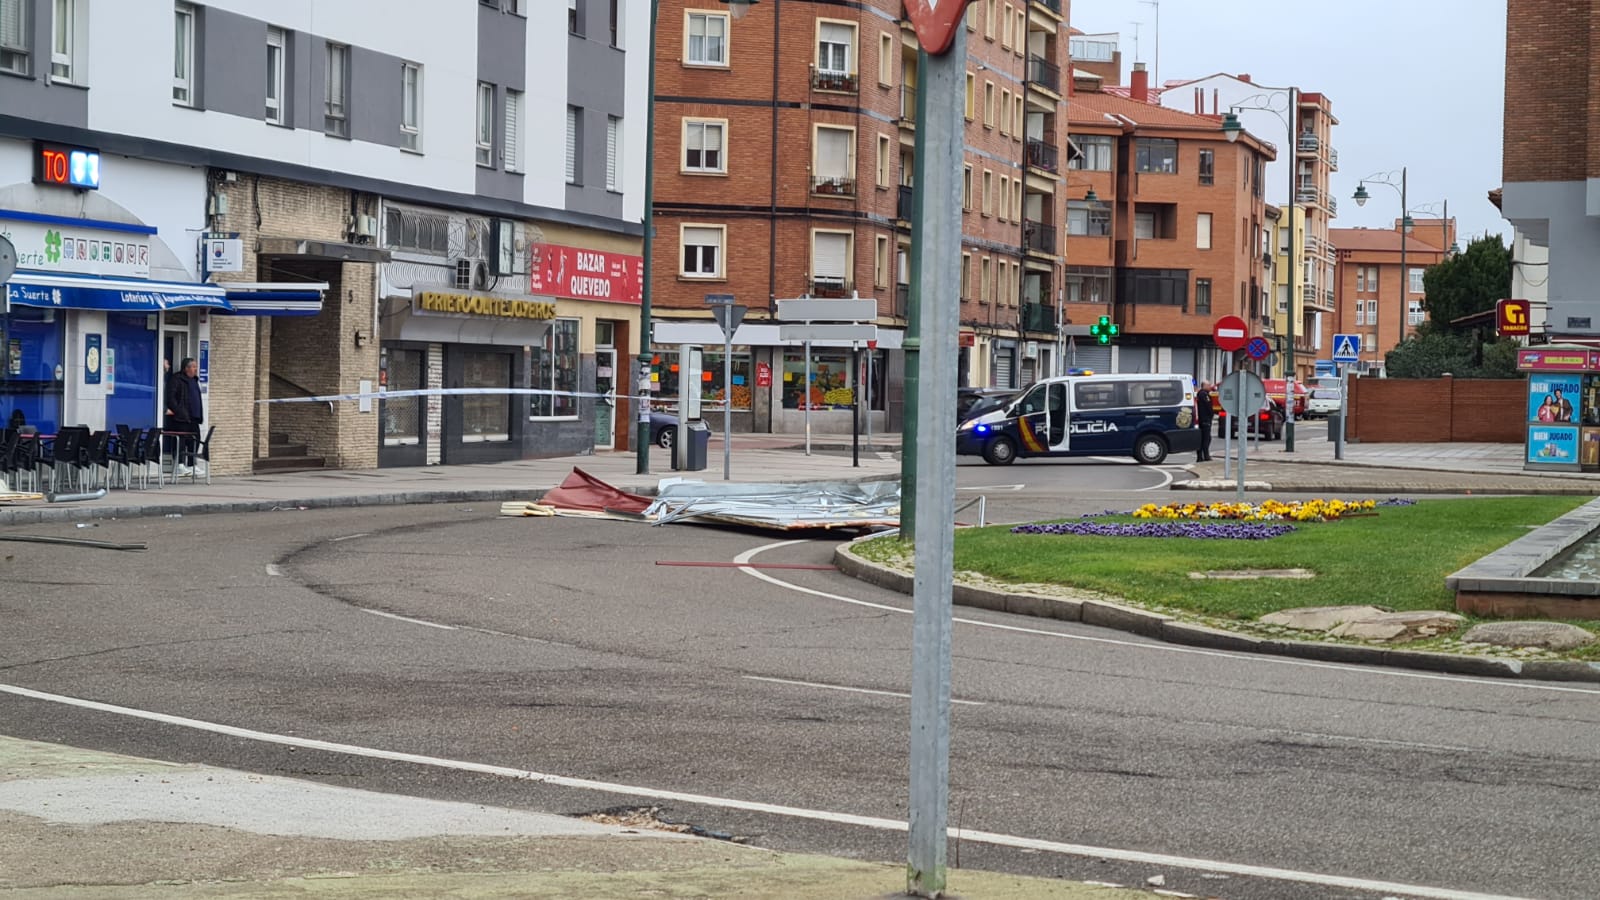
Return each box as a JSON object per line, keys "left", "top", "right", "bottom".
{"left": 1347, "top": 376, "right": 1526, "bottom": 443}
{"left": 1504, "top": 0, "right": 1592, "bottom": 183}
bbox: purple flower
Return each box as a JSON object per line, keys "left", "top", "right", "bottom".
{"left": 1010, "top": 522, "right": 1296, "bottom": 540}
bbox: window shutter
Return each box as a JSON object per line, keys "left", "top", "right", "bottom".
{"left": 818, "top": 23, "right": 851, "bottom": 71}
{"left": 565, "top": 107, "right": 577, "bottom": 181}
{"left": 816, "top": 128, "right": 849, "bottom": 178}
{"left": 504, "top": 90, "right": 521, "bottom": 171}
{"left": 606, "top": 116, "right": 619, "bottom": 190}
{"left": 0, "top": 1, "right": 23, "bottom": 48}
{"left": 813, "top": 233, "right": 848, "bottom": 279}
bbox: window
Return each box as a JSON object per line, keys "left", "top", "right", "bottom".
{"left": 51, "top": 0, "right": 75, "bottom": 82}
{"left": 1196, "top": 213, "right": 1212, "bottom": 250}
{"left": 681, "top": 225, "right": 724, "bottom": 278}
{"left": 984, "top": 0, "right": 995, "bottom": 38}
{"left": 1, "top": 0, "right": 29, "bottom": 75}
{"left": 1408, "top": 267, "right": 1424, "bottom": 294}
{"left": 876, "top": 134, "right": 890, "bottom": 188}
{"left": 812, "top": 125, "right": 855, "bottom": 194}
{"left": 265, "top": 27, "right": 286, "bottom": 124}
{"left": 983, "top": 81, "right": 994, "bottom": 128}
{"left": 606, "top": 115, "right": 620, "bottom": 191}
{"left": 1013, "top": 181, "right": 1022, "bottom": 223}
{"left": 568, "top": 0, "right": 581, "bottom": 35}
{"left": 875, "top": 235, "right": 890, "bottom": 287}
{"left": 817, "top": 20, "right": 853, "bottom": 74}
{"left": 1134, "top": 212, "right": 1155, "bottom": 240}
{"left": 999, "top": 88, "right": 1011, "bottom": 135}
{"left": 1136, "top": 138, "right": 1177, "bottom": 173}
{"left": 964, "top": 73, "right": 975, "bottom": 119}
{"left": 1409, "top": 299, "right": 1424, "bottom": 325}
{"left": 324, "top": 42, "right": 349, "bottom": 135}
{"left": 960, "top": 252, "right": 971, "bottom": 299}
{"left": 565, "top": 105, "right": 580, "bottom": 181}
{"left": 1278, "top": 284, "right": 1290, "bottom": 313}
{"left": 1278, "top": 224, "right": 1290, "bottom": 252}
{"left": 981, "top": 170, "right": 993, "bottom": 215}
{"left": 1069, "top": 135, "right": 1113, "bottom": 171}
{"left": 532, "top": 319, "right": 580, "bottom": 418}
{"left": 172, "top": 4, "right": 195, "bottom": 104}
{"left": 962, "top": 165, "right": 973, "bottom": 210}
{"left": 1066, "top": 201, "right": 1109, "bottom": 236}
{"left": 1000, "top": 3, "right": 1012, "bottom": 47}
{"left": 683, "top": 119, "right": 725, "bottom": 173}
{"left": 1196, "top": 278, "right": 1212, "bottom": 314}
{"left": 1013, "top": 96, "right": 1023, "bottom": 141}
{"left": 1198, "top": 149, "right": 1214, "bottom": 185}
{"left": 685, "top": 11, "right": 727, "bottom": 66}
{"left": 980, "top": 257, "right": 992, "bottom": 302}
{"left": 1355, "top": 300, "right": 1367, "bottom": 326}
{"left": 879, "top": 33, "right": 892, "bottom": 86}
{"left": 401, "top": 62, "right": 423, "bottom": 151}
{"left": 504, "top": 89, "right": 523, "bottom": 172}
{"left": 998, "top": 175, "right": 1010, "bottom": 221}
{"left": 812, "top": 231, "right": 851, "bottom": 294}
{"left": 383, "top": 207, "right": 450, "bottom": 255}
{"left": 966, "top": 2, "right": 978, "bottom": 30}
{"left": 609, "top": 0, "right": 620, "bottom": 46}
{"left": 476, "top": 82, "right": 495, "bottom": 166}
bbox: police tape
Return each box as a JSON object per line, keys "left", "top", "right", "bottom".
{"left": 255, "top": 387, "right": 670, "bottom": 405}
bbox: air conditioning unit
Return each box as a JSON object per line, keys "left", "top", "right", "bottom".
{"left": 355, "top": 215, "right": 378, "bottom": 238}
{"left": 454, "top": 257, "right": 489, "bottom": 291}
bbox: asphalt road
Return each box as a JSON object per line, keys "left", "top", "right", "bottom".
{"left": 2, "top": 457, "right": 1593, "bottom": 900}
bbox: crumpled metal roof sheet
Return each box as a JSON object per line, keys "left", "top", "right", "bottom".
{"left": 643, "top": 479, "right": 901, "bottom": 531}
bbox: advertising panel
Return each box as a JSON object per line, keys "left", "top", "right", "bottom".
{"left": 1527, "top": 425, "right": 1580, "bottom": 464}
{"left": 1528, "top": 374, "right": 1582, "bottom": 423}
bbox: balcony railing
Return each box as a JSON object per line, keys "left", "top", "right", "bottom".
{"left": 811, "top": 277, "right": 853, "bottom": 298}
{"left": 811, "top": 176, "right": 856, "bottom": 197}
{"left": 1024, "top": 137, "right": 1058, "bottom": 173}
{"left": 1327, "top": 146, "right": 1338, "bottom": 170}
{"left": 894, "top": 283, "right": 910, "bottom": 318}
{"left": 1327, "top": 196, "right": 1337, "bottom": 215}
{"left": 1297, "top": 133, "right": 1319, "bottom": 153}
{"left": 1300, "top": 284, "right": 1317, "bottom": 303}
{"left": 1032, "top": 0, "right": 1061, "bottom": 13}
{"left": 1023, "top": 219, "right": 1057, "bottom": 254}
{"left": 897, "top": 184, "right": 914, "bottom": 220}
{"left": 1026, "top": 55, "right": 1060, "bottom": 94}
{"left": 899, "top": 85, "right": 917, "bottom": 124}
{"left": 811, "top": 70, "right": 857, "bottom": 93}
{"left": 1295, "top": 186, "right": 1321, "bottom": 206}
{"left": 1020, "top": 302, "right": 1057, "bottom": 332}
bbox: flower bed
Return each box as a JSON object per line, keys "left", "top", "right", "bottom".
{"left": 1011, "top": 521, "right": 1295, "bottom": 540}
{"left": 1130, "top": 499, "right": 1390, "bottom": 523}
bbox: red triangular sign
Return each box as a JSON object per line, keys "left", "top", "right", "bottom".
{"left": 902, "top": 0, "right": 974, "bottom": 55}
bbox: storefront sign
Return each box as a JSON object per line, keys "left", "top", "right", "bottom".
{"left": 528, "top": 242, "right": 642, "bottom": 304}
{"left": 5, "top": 279, "right": 226, "bottom": 311}
{"left": 1517, "top": 348, "right": 1600, "bottom": 371}
{"left": 203, "top": 236, "right": 244, "bottom": 273}
{"left": 34, "top": 141, "right": 101, "bottom": 190}
{"left": 84, "top": 333, "right": 101, "bottom": 384}
{"left": 1496, "top": 298, "right": 1530, "bottom": 337}
{"left": 414, "top": 290, "right": 556, "bottom": 320}
{"left": 0, "top": 218, "right": 151, "bottom": 278}
{"left": 756, "top": 362, "right": 773, "bottom": 387}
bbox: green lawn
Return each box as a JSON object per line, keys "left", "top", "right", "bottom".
{"left": 857, "top": 497, "right": 1590, "bottom": 624}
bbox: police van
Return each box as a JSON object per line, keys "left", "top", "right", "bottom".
{"left": 956, "top": 373, "right": 1201, "bottom": 465}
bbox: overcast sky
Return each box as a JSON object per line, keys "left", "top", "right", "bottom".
{"left": 1070, "top": 0, "right": 1509, "bottom": 245}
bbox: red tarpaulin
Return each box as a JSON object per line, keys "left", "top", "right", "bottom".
{"left": 538, "top": 468, "right": 653, "bottom": 515}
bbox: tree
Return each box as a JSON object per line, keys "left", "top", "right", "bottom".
{"left": 1420, "top": 235, "right": 1512, "bottom": 329}
{"left": 1384, "top": 332, "right": 1474, "bottom": 378}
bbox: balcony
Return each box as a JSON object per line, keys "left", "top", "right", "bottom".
{"left": 1297, "top": 133, "right": 1319, "bottom": 154}
{"left": 894, "top": 283, "right": 910, "bottom": 318}
{"left": 1327, "top": 196, "right": 1337, "bottom": 216}
{"left": 899, "top": 85, "right": 917, "bottom": 125}
{"left": 1327, "top": 146, "right": 1338, "bottom": 171}
{"left": 896, "top": 184, "right": 914, "bottom": 221}
{"left": 811, "top": 70, "right": 857, "bottom": 93}
{"left": 1026, "top": 55, "right": 1061, "bottom": 94}
{"left": 1295, "top": 186, "right": 1321, "bottom": 206}
{"left": 811, "top": 277, "right": 853, "bottom": 298}
{"left": 1032, "top": 0, "right": 1061, "bottom": 12}
{"left": 1300, "top": 284, "right": 1317, "bottom": 303}
{"left": 1020, "top": 301, "right": 1057, "bottom": 332}
{"left": 1024, "top": 137, "right": 1058, "bottom": 173}
{"left": 1022, "top": 219, "right": 1057, "bottom": 254}
{"left": 811, "top": 176, "right": 856, "bottom": 197}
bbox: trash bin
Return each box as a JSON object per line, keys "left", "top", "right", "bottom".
{"left": 671, "top": 420, "right": 711, "bottom": 471}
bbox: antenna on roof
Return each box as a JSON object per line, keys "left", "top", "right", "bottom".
{"left": 1141, "top": 0, "right": 1161, "bottom": 86}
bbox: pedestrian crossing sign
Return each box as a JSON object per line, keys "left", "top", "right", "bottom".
{"left": 1332, "top": 333, "right": 1361, "bottom": 363}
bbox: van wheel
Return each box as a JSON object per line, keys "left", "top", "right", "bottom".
{"left": 1134, "top": 433, "right": 1168, "bottom": 465}
{"left": 983, "top": 436, "right": 1017, "bottom": 466}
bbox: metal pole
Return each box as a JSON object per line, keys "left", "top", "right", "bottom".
{"left": 804, "top": 340, "right": 812, "bottom": 456}
{"left": 1221, "top": 356, "right": 1232, "bottom": 479}
{"left": 851, "top": 345, "right": 860, "bottom": 467}
{"left": 866, "top": 348, "right": 874, "bottom": 446}
{"left": 723, "top": 333, "right": 733, "bottom": 480}
{"left": 900, "top": 59, "right": 928, "bottom": 543}
{"left": 635, "top": 0, "right": 659, "bottom": 474}
{"left": 906, "top": 27, "right": 964, "bottom": 897}
{"left": 1395, "top": 167, "right": 1406, "bottom": 379}
{"left": 1284, "top": 86, "right": 1298, "bottom": 452}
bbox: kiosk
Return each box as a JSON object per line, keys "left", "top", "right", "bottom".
{"left": 1516, "top": 345, "right": 1600, "bottom": 472}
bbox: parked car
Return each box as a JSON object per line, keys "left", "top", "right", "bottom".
{"left": 1306, "top": 387, "right": 1343, "bottom": 418}
{"left": 649, "top": 411, "right": 680, "bottom": 448}
{"left": 957, "top": 388, "right": 1018, "bottom": 423}
{"left": 1214, "top": 400, "right": 1286, "bottom": 441}
{"left": 1261, "top": 379, "right": 1309, "bottom": 418}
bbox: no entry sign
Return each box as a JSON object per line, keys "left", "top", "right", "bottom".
{"left": 1213, "top": 316, "right": 1248, "bottom": 352}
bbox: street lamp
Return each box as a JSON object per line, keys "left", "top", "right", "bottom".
{"left": 1352, "top": 168, "right": 1407, "bottom": 377}
{"left": 1222, "top": 86, "right": 1300, "bottom": 450}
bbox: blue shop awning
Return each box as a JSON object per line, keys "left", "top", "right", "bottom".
{"left": 223, "top": 282, "right": 329, "bottom": 317}
{"left": 5, "top": 270, "right": 231, "bottom": 313}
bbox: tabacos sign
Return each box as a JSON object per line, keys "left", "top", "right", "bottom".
{"left": 0, "top": 218, "right": 151, "bottom": 279}
{"left": 528, "top": 242, "right": 642, "bottom": 304}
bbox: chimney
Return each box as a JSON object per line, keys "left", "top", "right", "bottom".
{"left": 1238, "top": 73, "right": 1252, "bottom": 84}
{"left": 1130, "top": 62, "right": 1148, "bottom": 102}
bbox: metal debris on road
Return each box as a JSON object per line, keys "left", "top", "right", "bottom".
{"left": 643, "top": 478, "right": 900, "bottom": 532}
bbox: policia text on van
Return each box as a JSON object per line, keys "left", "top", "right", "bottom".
{"left": 956, "top": 374, "right": 1201, "bottom": 465}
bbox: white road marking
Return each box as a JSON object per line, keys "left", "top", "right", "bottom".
{"left": 265, "top": 564, "right": 284, "bottom": 577}
{"left": 743, "top": 675, "right": 985, "bottom": 706}
{"left": 732, "top": 541, "right": 1600, "bottom": 697}
{"left": 958, "top": 483, "right": 1024, "bottom": 492}
{"left": 0, "top": 682, "right": 1539, "bottom": 900}
{"left": 329, "top": 533, "right": 371, "bottom": 543}
{"left": 363, "top": 609, "right": 457, "bottom": 630}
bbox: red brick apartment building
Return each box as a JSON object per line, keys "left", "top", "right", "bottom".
{"left": 1331, "top": 224, "right": 1453, "bottom": 374}
{"left": 647, "top": 0, "right": 1072, "bottom": 433}
{"left": 1063, "top": 64, "right": 1277, "bottom": 379}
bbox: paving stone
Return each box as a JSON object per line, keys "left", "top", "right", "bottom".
{"left": 1258, "top": 605, "right": 1388, "bottom": 631}
{"left": 1329, "top": 611, "right": 1467, "bottom": 642}
{"left": 1461, "top": 621, "right": 1598, "bottom": 651}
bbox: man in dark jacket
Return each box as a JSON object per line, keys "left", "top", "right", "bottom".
{"left": 1195, "top": 381, "right": 1215, "bottom": 462}
{"left": 166, "top": 357, "right": 203, "bottom": 472}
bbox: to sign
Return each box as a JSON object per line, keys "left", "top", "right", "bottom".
{"left": 1497, "top": 298, "right": 1531, "bottom": 337}
{"left": 1212, "top": 315, "right": 1248, "bottom": 352}
{"left": 33, "top": 141, "right": 100, "bottom": 190}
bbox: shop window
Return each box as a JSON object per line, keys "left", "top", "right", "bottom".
{"left": 381, "top": 347, "right": 425, "bottom": 446}
{"left": 654, "top": 349, "right": 753, "bottom": 411}
{"left": 532, "top": 318, "right": 580, "bottom": 418}
{"left": 0, "top": 306, "right": 65, "bottom": 435}
{"left": 781, "top": 349, "right": 865, "bottom": 410}
{"left": 461, "top": 350, "right": 512, "bottom": 442}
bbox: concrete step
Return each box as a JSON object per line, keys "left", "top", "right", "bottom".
{"left": 253, "top": 455, "right": 326, "bottom": 473}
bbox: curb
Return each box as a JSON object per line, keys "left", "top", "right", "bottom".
{"left": 831, "top": 539, "right": 1600, "bottom": 683}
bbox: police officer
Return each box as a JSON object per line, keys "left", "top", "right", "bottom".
{"left": 1195, "top": 381, "right": 1215, "bottom": 462}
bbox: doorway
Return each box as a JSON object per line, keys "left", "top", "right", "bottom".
{"left": 595, "top": 321, "right": 617, "bottom": 450}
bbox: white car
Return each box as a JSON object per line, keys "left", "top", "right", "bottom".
{"left": 1306, "top": 387, "right": 1343, "bottom": 418}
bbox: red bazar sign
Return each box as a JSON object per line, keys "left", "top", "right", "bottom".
{"left": 1496, "top": 298, "right": 1531, "bottom": 337}
{"left": 1516, "top": 348, "right": 1600, "bottom": 372}
{"left": 1212, "top": 315, "right": 1249, "bottom": 352}
{"left": 528, "top": 242, "right": 643, "bottom": 304}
